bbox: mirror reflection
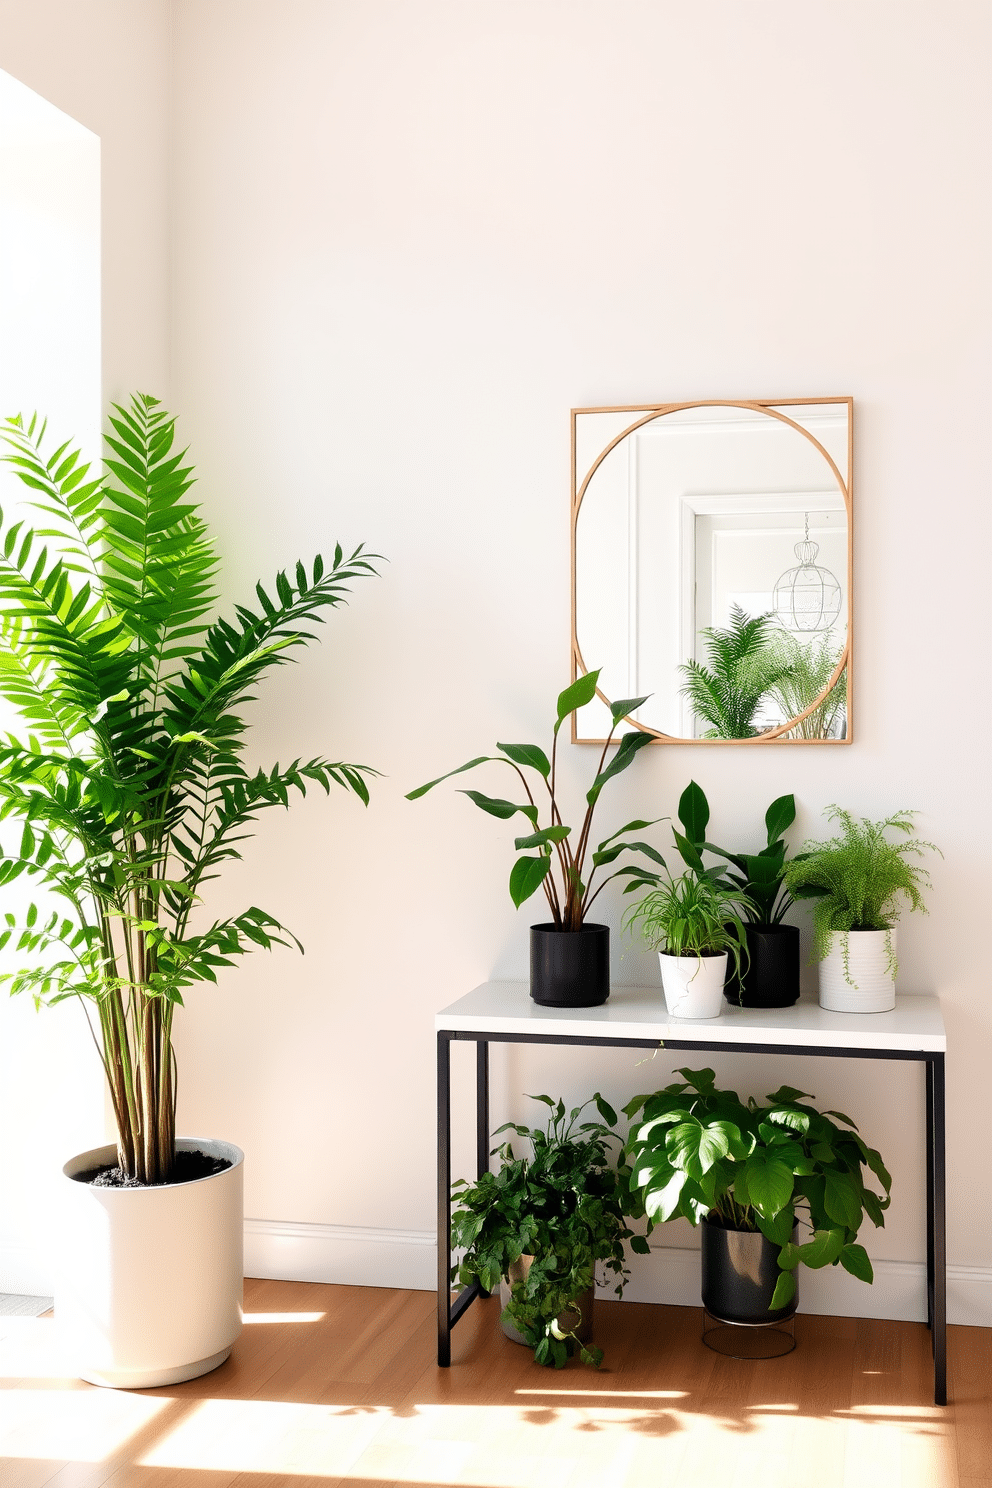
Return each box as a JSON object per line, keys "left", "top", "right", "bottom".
{"left": 572, "top": 399, "right": 852, "bottom": 743}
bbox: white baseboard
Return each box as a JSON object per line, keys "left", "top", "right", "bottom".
{"left": 243, "top": 1220, "right": 992, "bottom": 1329}
{"left": 7, "top": 1220, "right": 992, "bottom": 1329}
{"left": 243, "top": 1218, "right": 437, "bottom": 1291}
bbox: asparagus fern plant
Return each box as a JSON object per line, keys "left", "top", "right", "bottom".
{"left": 0, "top": 395, "right": 378, "bottom": 1183}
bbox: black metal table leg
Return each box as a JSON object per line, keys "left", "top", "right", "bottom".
{"left": 931, "top": 1052, "right": 947, "bottom": 1405}
{"left": 925, "top": 1059, "right": 935, "bottom": 1331}
{"left": 477, "top": 1041, "right": 490, "bottom": 1180}
{"left": 437, "top": 1031, "right": 452, "bottom": 1366}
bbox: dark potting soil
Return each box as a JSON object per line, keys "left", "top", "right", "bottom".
{"left": 74, "top": 1149, "right": 232, "bottom": 1188}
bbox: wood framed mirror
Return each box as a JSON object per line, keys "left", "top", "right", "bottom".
{"left": 571, "top": 398, "right": 853, "bottom": 744}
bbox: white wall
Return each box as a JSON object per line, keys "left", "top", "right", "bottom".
{"left": 0, "top": 1, "right": 171, "bottom": 1291}
{"left": 168, "top": 0, "right": 992, "bottom": 1320}
{"left": 1, "top": 1, "right": 991, "bottom": 1322}
{"left": 0, "top": 0, "right": 173, "bottom": 404}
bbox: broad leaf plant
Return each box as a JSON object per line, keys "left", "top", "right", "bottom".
{"left": 624, "top": 1067, "right": 892, "bottom": 1311}
{"left": 0, "top": 395, "right": 378, "bottom": 1182}
{"left": 407, "top": 671, "right": 662, "bottom": 930}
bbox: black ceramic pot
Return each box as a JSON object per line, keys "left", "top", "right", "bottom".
{"left": 700, "top": 1215, "right": 798, "bottom": 1323}
{"left": 530, "top": 923, "right": 609, "bottom": 1007}
{"left": 724, "top": 923, "right": 800, "bottom": 1008}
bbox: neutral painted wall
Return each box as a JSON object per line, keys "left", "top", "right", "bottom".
{"left": 1, "top": 1, "right": 990, "bottom": 1320}
{"left": 0, "top": 1, "right": 171, "bottom": 1291}
{"left": 167, "top": 0, "right": 991, "bottom": 1317}
{"left": 0, "top": 0, "right": 172, "bottom": 404}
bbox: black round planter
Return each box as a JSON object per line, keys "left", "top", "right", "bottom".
{"left": 700, "top": 1215, "right": 798, "bottom": 1324}
{"left": 724, "top": 923, "right": 800, "bottom": 1008}
{"left": 530, "top": 923, "right": 609, "bottom": 1007}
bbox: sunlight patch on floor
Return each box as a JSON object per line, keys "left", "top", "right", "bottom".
{"left": 242, "top": 1312, "right": 326, "bottom": 1324}
{"left": 135, "top": 1397, "right": 953, "bottom": 1485}
{"left": 0, "top": 1387, "right": 169, "bottom": 1462}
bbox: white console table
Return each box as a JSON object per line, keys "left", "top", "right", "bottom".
{"left": 436, "top": 981, "right": 947, "bottom": 1403}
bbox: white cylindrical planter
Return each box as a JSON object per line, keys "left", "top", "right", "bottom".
{"left": 57, "top": 1136, "right": 244, "bottom": 1389}
{"left": 659, "top": 951, "right": 728, "bottom": 1019}
{"left": 819, "top": 929, "right": 897, "bottom": 1013}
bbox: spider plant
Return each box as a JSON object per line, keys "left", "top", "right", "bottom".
{"left": 680, "top": 604, "right": 796, "bottom": 739}
{"left": 0, "top": 394, "right": 379, "bottom": 1183}
{"left": 623, "top": 867, "right": 752, "bottom": 980}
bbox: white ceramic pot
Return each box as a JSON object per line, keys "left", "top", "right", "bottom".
{"left": 659, "top": 951, "right": 728, "bottom": 1019}
{"left": 819, "top": 929, "right": 897, "bottom": 1013}
{"left": 57, "top": 1136, "right": 244, "bottom": 1389}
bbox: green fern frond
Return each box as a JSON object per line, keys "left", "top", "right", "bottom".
{"left": 680, "top": 605, "right": 796, "bottom": 739}
{"left": 782, "top": 807, "right": 939, "bottom": 962}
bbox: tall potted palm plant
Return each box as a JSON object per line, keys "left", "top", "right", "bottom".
{"left": 0, "top": 394, "right": 378, "bottom": 1385}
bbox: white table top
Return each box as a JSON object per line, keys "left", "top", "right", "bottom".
{"left": 436, "top": 981, "right": 946, "bottom": 1053}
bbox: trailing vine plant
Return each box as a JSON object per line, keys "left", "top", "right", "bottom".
{"left": 450, "top": 1093, "right": 645, "bottom": 1368}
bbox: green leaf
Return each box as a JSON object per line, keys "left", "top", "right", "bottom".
{"left": 823, "top": 1170, "right": 863, "bottom": 1230}
{"left": 609, "top": 694, "right": 650, "bottom": 724}
{"left": 677, "top": 781, "right": 709, "bottom": 845}
{"left": 796, "top": 1227, "right": 846, "bottom": 1269}
{"left": 864, "top": 1148, "right": 892, "bottom": 1194}
{"left": 824, "top": 1109, "right": 860, "bottom": 1130}
{"left": 585, "top": 729, "right": 654, "bottom": 804}
{"left": 596, "top": 817, "right": 666, "bottom": 851}
{"left": 514, "top": 826, "right": 570, "bottom": 850}
{"left": 672, "top": 830, "right": 707, "bottom": 876}
{"left": 743, "top": 1155, "right": 794, "bottom": 1218}
{"left": 665, "top": 1119, "right": 730, "bottom": 1179}
{"left": 405, "top": 756, "right": 494, "bottom": 799}
{"left": 460, "top": 790, "right": 535, "bottom": 822}
{"left": 767, "top": 1084, "right": 814, "bottom": 1104}
{"left": 769, "top": 1271, "right": 797, "bottom": 1311}
{"left": 497, "top": 742, "right": 551, "bottom": 777}
{"left": 555, "top": 670, "right": 601, "bottom": 731}
{"left": 755, "top": 1208, "right": 795, "bottom": 1247}
{"left": 839, "top": 1243, "right": 874, "bottom": 1284}
{"left": 764, "top": 793, "right": 796, "bottom": 844}
{"left": 643, "top": 1168, "right": 688, "bottom": 1222}
{"left": 593, "top": 1093, "right": 618, "bottom": 1125}
{"left": 509, "top": 855, "right": 551, "bottom": 907}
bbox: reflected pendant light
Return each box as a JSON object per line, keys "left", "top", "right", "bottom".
{"left": 772, "top": 513, "right": 842, "bottom": 633}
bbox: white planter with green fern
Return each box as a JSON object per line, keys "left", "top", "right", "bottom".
{"left": 782, "top": 807, "right": 937, "bottom": 1017}
{"left": 819, "top": 928, "right": 897, "bottom": 1013}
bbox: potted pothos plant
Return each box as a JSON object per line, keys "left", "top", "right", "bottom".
{"left": 450, "top": 1093, "right": 644, "bottom": 1368}
{"left": 624, "top": 1067, "right": 891, "bottom": 1325}
{"left": 671, "top": 781, "right": 802, "bottom": 1008}
{"left": 782, "top": 806, "right": 938, "bottom": 1013}
{"left": 622, "top": 868, "right": 751, "bottom": 1020}
{"left": 0, "top": 395, "right": 378, "bottom": 1387}
{"left": 407, "top": 671, "right": 662, "bottom": 1006}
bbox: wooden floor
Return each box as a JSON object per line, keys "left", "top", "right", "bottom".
{"left": 1, "top": 1277, "right": 989, "bottom": 1487}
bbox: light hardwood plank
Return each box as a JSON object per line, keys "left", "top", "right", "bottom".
{"left": 0, "top": 1279, "right": 983, "bottom": 1488}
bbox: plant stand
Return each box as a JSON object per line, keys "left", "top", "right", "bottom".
{"left": 702, "top": 1308, "right": 796, "bottom": 1359}
{"left": 435, "top": 980, "right": 948, "bottom": 1404}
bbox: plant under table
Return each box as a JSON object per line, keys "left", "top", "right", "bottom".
{"left": 435, "top": 981, "right": 947, "bottom": 1403}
